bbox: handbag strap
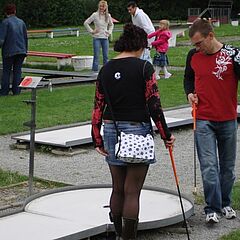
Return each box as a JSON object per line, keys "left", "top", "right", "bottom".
{"left": 142, "top": 60, "right": 147, "bottom": 79}
{"left": 102, "top": 80, "right": 120, "bottom": 135}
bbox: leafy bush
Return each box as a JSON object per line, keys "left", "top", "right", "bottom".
{"left": 0, "top": 0, "right": 98, "bottom": 27}
{"left": 0, "top": 0, "right": 239, "bottom": 28}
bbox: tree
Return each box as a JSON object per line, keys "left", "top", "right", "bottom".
{"left": 0, "top": 0, "right": 239, "bottom": 27}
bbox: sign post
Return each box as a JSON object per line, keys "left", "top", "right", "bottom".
{"left": 19, "top": 76, "right": 42, "bottom": 195}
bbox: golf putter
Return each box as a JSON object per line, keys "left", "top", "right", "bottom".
{"left": 192, "top": 103, "right": 197, "bottom": 194}
{"left": 168, "top": 146, "right": 190, "bottom": 240}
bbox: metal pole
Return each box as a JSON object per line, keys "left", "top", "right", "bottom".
{"left": 28, "top": 88, "right": 36, "bottom": 196}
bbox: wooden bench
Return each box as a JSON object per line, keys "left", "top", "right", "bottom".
{"left": 52, "top": 28, "right": 80, "bottom": 38}
{"left": 21, "top": 67, "right": 95, "bottom": 78}
{"left": 27, "top": 51, "right": 76, "bottom": 69}
{"left": 27, "top": 28, "right": 80, "bottom": 38}
{"left": 27, "top": 29, "right": 53, "bottom": 38}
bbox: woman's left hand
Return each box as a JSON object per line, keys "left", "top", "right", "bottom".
{"left": 95, "top": 147, "right": 108, "bottom": 156}
{"left": 164, "top": 134, "right": 175, "bottom": 148}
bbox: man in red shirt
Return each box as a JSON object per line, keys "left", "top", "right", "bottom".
{"left": 184, "top": 19, "right": 240, "bottom": 224}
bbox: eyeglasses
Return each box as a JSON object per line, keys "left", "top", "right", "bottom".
{"left": 192, "top": 38, "right": 205, "bottom": 47}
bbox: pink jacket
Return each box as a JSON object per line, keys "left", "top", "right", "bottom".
{"left": 148, "top": 29, "right": 172, "bottom": 53}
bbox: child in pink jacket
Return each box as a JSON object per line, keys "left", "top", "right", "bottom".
{"left": 148, "top": 20, "right": 172, "bottom": 79}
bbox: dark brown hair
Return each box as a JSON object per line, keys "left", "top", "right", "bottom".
{"left": 4, "top": 3, "right": 16, "bottom": 15}
{"left": 114, "top": 23, "right": 147, "bottom": 52}
{"left": 127, "top": 1, "right": 137, "bottom": 8}
{"left": 189, "top": 18, "right": 214, "bottom": 38}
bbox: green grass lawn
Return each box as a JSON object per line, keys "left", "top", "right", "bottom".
{"left": 167, "top": 46, "right": 192, "bottom": 67}
{"left": 0, "top": 168, "right": 28, "bottom": 186}
{"left": 214, "top": 24, "right": 240, "bottom": 37}
{"left": 0, "top": 70, "right": 188, "bottom": 135}
{"left": 1, "top": 23, "right": 239, "bottom": 68}
{"left": 177, "top": 23, "right": 240, "bottom": 42}
{"left": 23, "top": 23, "right": 240, "bottom": 68}
{"left": 0, "top": 168, "right": 67, "bottom": 188}
{"left": 1, "top": 66, "right": 240, "bottom": 135}
{"left": 232, "top": 181, "right": 240, "bottom": 210}
{"left": 220, "top": 229, "right": 240, "bottom": 240}
{"left": 0, "top": 84, "right": 95, "bottom": 134}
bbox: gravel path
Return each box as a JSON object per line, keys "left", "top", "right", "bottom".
{"left": 0, "top": 126, "right": 240, "bottom": 239}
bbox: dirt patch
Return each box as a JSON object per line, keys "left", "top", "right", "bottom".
{"left": 0, "top": 181, "right": 66, "bottom": 213}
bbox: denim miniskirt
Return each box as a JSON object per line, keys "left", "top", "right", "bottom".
{"left": 153, "top": 52, "right": 169, "bottom": 67}
{"left": 103, "top": 120, "right": 156, "bottom": 166}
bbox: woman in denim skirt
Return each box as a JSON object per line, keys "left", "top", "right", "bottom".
{"left": 91, "top": 23, "right": 175, "bottom": 239}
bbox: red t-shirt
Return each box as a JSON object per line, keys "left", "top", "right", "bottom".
{"left": 184, "top": 45, "right": 240, "bottom": 121}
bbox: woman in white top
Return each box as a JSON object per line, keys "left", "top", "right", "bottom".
{"left": 84, "top": 0, "right": 114, "bottom": 72}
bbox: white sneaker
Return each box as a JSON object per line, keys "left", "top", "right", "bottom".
{"left": 164, "top": 72, "right": 172, "bottom": 79}
{"left": 206, "top": 212, "right": 219, "bottom": 223}
{"left": 156, "top": 75, "right": 160, "bottom": 80}
{"left": 222, "top": 206, "right": 236, "bottom": 219}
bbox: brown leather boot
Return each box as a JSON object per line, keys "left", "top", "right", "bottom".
{"left": 109, "top": 212, "right": 122, "bottom": 239}
{"left": 122, "top": 218, "right": 138, "bottom": 240}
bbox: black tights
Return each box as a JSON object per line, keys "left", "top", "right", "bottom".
{"left": 109, "top": 164, "right": 149, "bottom": 219}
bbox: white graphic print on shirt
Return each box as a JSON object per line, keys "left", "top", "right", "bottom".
{"left": 234, "top": 50, "right": 240, "bottom": 64}
{"left": 212, "top": 50, "right": 232, "bottom": 80}
{"left": 114, "top": 72, "right": 121, "bottom": 80}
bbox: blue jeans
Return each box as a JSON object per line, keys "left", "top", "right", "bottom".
{"left": 0, "top": 54, "right": 25, "bottom": 95}
{"left": 196, "top": 120, "right": 237, "bottom": 214}
{"left": 92, "top": 38, "right": 109, "bottom": 71}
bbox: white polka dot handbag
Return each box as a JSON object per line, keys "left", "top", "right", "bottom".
{"left": 115, "top": 131, "right": 155, "bottom": 163}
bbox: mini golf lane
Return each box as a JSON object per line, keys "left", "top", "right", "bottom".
{"left": 0, "top": 185, "right": 194, "bottom": 240}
